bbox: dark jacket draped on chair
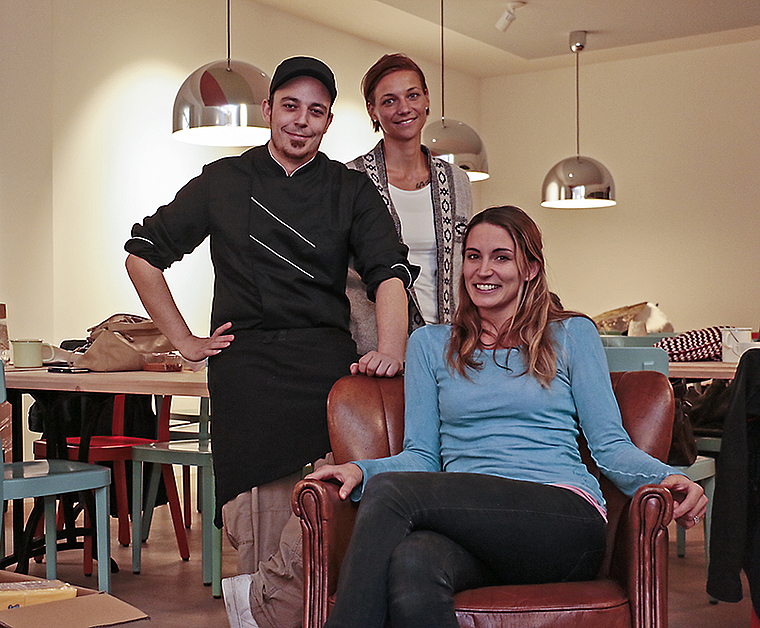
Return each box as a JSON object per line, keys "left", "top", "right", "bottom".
{"left": 707, "top": 349, "right": 760, "bottom": 614}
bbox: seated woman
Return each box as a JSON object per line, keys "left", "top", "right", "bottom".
{"left": 309, "top": 205, "right": 707, "bottom": 628}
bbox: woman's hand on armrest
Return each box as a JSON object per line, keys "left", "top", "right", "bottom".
{"left": 306, "top": 463, "right": 364, "bottom": 501}
{"left": 660, "top": 474, "right": 707, "bottom": 529}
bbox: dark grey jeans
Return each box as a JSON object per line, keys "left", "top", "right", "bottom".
{"left": 325, "top": 472, "right": 607, "bottom": 628}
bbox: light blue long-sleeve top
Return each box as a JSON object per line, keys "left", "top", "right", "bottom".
{"left": 355, "top": 317, "right": 678, "bottom": 509}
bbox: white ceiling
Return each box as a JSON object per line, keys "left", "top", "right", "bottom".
{"left": 254, "top": 0, "right": 760, "bottom": 77}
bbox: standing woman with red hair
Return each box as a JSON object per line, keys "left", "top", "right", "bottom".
{"left": 347, "top": 53, "right": 473, "bottom": 352}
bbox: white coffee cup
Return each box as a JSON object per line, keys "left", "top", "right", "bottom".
{"left": 721, "top": 328, "right": 753, "bottom": 362}
{"left": 11, "top": 339, "right": 56, "bottom": 368}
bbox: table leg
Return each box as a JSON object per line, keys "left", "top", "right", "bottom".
{"left": 201, "top": 464, "right": 212, "bottom": 586}
{"left": 95, "top": 484, "right": 111, "bottom": 593}
{"left": 132, "top": 457, "right": 143, "bottom": 575}
{"left": 44, "top": 495, "right": 57, "bottom": 580}
{"left": 7, "top": 389, "right": 25, "bottom": 557}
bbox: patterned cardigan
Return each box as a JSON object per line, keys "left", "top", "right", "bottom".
{"left": 346, "top": 140, "right": 473, "bottom": 354}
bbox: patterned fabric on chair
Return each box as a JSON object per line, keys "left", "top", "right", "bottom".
{"left": 293, "top": 371, "right": 676, "bottom": 628}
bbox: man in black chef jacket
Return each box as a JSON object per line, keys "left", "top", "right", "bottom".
{"left": 125, "top": 57, "right": 416, "bottom": 628}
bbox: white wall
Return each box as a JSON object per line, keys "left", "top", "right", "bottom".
{"left": 0, "top": 0, "right": 480, "bottom": 345}
{"left": 3, "top": 0, "right": 758, "bottom": 342}
{"left": 480, "top": 39, "right": 760, "bottom": 331}
{"left": 0, "top": 2, "right": 54, "bottom": 339}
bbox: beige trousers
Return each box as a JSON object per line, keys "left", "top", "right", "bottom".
{"left": 222, "top": 455, "right": 331, "bottom": 628}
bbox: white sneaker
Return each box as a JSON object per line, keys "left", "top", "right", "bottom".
{"left": 222, "top": 574, "right": 259, "bottom": 628}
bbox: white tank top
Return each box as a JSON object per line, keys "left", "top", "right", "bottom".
{"left": 389, "top": 184, "right": 437, "bottom": 324}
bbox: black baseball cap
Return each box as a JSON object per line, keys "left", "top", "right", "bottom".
{"left": 269, "top": 56, "right": 337, "bottom": 104}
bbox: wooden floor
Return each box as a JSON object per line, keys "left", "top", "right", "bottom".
{"left": 4, "top": 472, "right": 237, "bottom": 628}
{"left": 3, "top": 478, "right": 754, "bottom": 628}
{"left": 668, "top": 519, "right": 752, "bottom": 628}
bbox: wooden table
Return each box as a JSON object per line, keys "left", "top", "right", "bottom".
{"left": 3, "top": 366, "right": 209, "bottom": 556}
{"left": 668, "top": 361, "right": 738, "bottom": 380}
{"left": 4, "top": 366, "right": 208, "bottom": 397}
{"left": 4, "top": 366, "right": 208, "bottom": 460}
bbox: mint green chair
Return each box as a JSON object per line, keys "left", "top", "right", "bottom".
{"left": 131, "top": 397, "right": 222, "bottom": 597}
{"left": 1, "top": 363, "right": 112, "bottom": 592}
{"left": 604, "top": 346, "right": 670, "bottom": 373}
{"left": 600, "top": 333, "right": 675, "bottom": 348}
{"left": 671, "top": 456, "right": 715, "bottom": 560}
{"left": 604, "top": 346, "right": 715, "bottom": 568}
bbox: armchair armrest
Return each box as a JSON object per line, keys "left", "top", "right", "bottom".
{"left": 616, "top": 484, "right": 674, "bottom": 628}
{"left": 292, "top": 477, "right": 360, "bottom": 628}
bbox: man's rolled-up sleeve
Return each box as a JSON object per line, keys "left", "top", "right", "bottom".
{"left": 125, "top": 168, "right": 211, "bottom": 270}
{"left": 349, "top": 177, "right": 419, "bottom": 302}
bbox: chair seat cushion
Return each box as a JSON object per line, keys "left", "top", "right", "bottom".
{"left": 34, "top": 435, "right": 155, "bottom": 454}
{"left": 453, "top": 580, "right": 631, "bottom": 628}
{"left": 67, "top": 435, "right": 156, "bottom": 448}
{"left": 4, "top": 459, "right": 111, "bottom": 500}
{"left": 327, "top": 580, "right": 631, "bottom": 628}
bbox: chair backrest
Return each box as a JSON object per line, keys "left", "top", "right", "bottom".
{"left": 326, "top": 370, "right": 675, "bottom": 578}
{"left": 600, "top": 334, "right": 674, "bottom": 348}
{"left": 604, "top": 346, "right": 669, "bottom": 375}
{"left": 327, "top": 375, "right": 405, "bottom": 464}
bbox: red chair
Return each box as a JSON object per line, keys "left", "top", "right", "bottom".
{"left": 293, "top": 371, "right": 676, "bottom": 628}
{"left": 33, "top": 393, "right": 189, "bottom": 573}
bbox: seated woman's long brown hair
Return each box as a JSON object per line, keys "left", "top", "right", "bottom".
{"left": 447, "top": 206, "right": 586, "bottom": 387}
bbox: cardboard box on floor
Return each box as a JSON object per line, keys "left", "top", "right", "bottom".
{"left": 0, "top": 571, "right": 148, "bottom": 628}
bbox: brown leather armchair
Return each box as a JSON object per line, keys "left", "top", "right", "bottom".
{"left": 293, "top": 370, "right": 676, "bottom": 628}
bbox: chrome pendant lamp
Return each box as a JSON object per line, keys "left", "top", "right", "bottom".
{"left": 422, "top": 0, "right": 489, "bottom": 182}
{"left": 541, "top": 31, "right": 615, "bottom": 209}
{"left": 172, "top": 0, "right": 271, "bottom": 147}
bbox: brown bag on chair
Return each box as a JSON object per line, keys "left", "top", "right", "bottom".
{"left": 668, "top": 379, "right": 698, "bottom": 466}
{"left": 72, "top": 314, "right": 174, "bottom": 372}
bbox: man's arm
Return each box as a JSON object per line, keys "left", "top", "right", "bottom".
{"left": 125, "top": 254, "right": 233, "bottom": 362}
{"left": 350, "top": 277, "right": 407, "bottom": 378}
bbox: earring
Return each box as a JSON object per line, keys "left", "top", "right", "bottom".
{"left": 425, "top": 107, "right": 430, "bottom": 115}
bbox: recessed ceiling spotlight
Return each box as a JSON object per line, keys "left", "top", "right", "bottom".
{"left": 495, "top": 1, "right": 526, "bottom": 32}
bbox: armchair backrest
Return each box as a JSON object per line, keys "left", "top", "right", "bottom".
{"left": 327, "top": 375, "right": 405, "bottom": 463}
{"left": 326, "top": 370, "right": 675, "bottom": 578}
{"left": 327, "top": 371, "right": 674, "bottom": 465}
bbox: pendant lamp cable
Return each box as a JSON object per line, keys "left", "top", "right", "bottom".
{"left": 423, "top": 0, "right": 489, "bottom": 181}
{"left": 440, "top": 0, "right": 446, "bottom": 123}
{"left": 575, "top": 49, "right": 580, "bottom": 158}
{"left": 226, "top": 0, "right": 231, "bottom": 71}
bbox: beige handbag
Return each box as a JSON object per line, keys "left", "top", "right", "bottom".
{"left": 73, "top": 314, "right": 174, "bottom": 372}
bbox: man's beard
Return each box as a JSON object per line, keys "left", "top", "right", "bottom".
{"left": 281, "top": 136, "right": 309, "bottom": 159}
